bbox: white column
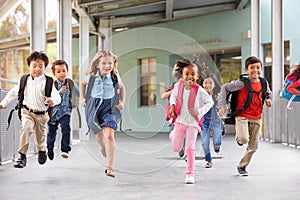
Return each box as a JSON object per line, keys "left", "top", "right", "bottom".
{"left": 79, "top": 16, "right": 90, "bottom": 140}
{"left": 251, "top": 0, "right": 260, "bottom": 57}
{"left": 30, "top": 0, "right": 46, "bottom": 51}
{"left": 271, "top": 0, "right": 284, "bottom": 143}
{"left": 57, "top": 0, "right": 73, "bottom": 76}
{"left": 99, "top": 17, "right": 112, "bottom": 51}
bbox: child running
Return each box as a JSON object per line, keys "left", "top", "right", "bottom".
{"left": 199, "top": 74, "right": 223, "bottom": 168}
{"left": 47, "top": 59, "right": 77, "bottom": 160}
{"left": 80, "top": 50, "right": 125, "bottom": 178}
{"left": 0, "top": 51, "right": 61, "bottom": 168}
{"left": 218, "top": 56, "right": 272, "bottom": 176}
{"left": 168, "top": 59, "right": 213, "bottom": 184}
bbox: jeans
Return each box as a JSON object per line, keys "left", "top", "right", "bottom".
{"left": 47, "top": 115, "right": 71, "bottom": 153}
{"left": 200, "top": 118, "right": 222, "bottom": 162}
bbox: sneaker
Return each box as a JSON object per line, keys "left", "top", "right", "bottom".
{"left": 214, "top": 146, "right": 220, "bottom": 153}
{"left": 237, "top": 166, "right": 248, "bottom": 176}
{"left": 185, "top": 174, "right": 195, "bottom": 184}
{"left": 14, "top": 155, "right": 27, "bottom": 168}
{"left": 236, "top": 138, "right": 243, "bottom": 146}
{"left": 47, "top": 151, "right": 54, "bottom": 160}
{"left": 205, "top": 162, "right": 213, "bottom": 168}
{"left": 38, "top": 151, "right": 47, "bottom": 165}
{"left": 61, "top": 152, "right": 69, "bottom": 159}
{"left": 178, "top": 147, "right": 185, "bottom": 158}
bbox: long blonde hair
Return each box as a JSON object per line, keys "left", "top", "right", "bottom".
{"left": 86, "top": 50, "right": 118, "bottom": 76}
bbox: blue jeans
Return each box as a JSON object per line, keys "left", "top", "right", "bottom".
{"left": 200, "top": 118, "right": 222, "bottom": 162}
{"left": 47, "top": 115, "right": 71, "bottom": 153}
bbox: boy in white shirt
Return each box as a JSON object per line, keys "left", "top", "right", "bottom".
{"left": 0, "top": 51, "right": 61, "bottom": 168}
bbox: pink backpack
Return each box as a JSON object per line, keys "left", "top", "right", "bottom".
{"left": 165, "top": 80, "right": 204, "bottom": 129}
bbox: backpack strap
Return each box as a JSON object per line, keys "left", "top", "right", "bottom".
{"left": 187, "top": 83, "right": 203, "bottom": 129}
{"left": 231, "top": 75, "right": 253, "bottom": 116}
{"left": 45, "top": 75, "right": 53, "bottom": 98}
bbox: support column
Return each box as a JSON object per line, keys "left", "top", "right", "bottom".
{"left": 57, "top": 0, "right": 72, "bottom": 76}
{"left": 271, "top": 0, "right": 283, "bottom": 143}
{"left": 251, "top": 0, "right": 260, "bottom": 57}
{"left": 99, "top": 17, "right": 112, "bottom": 51}
{"left": 79, "top": 16, "right": 90, "bottom": 140}
{"left": 30, "top": 0, "right": 46, "bottom": 51}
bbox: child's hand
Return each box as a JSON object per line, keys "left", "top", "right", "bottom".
{"left": 189, "top": 108, "right": 198, "bottom": 116}
{"left": 44, "top": 97, "right": 54, "bottom": 106}
{"left": 115, "top": 102, "right": 124, "bottom": 110}
{"left": 265, "top": 99, "right": 272, "bottom": 107}
{"left": 0, "top": 104, "right": 5, "bottom": 109}
{"left": 218, "top": 108, "right": 227, "bottom": 117}
{"left": 168, "top": 105, "right": 175, "bottom": 118}
{"left": 60, "top": 86, "right": 67, "bottom": 94}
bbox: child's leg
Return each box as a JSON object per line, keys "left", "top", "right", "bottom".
{"left": 171, "top": 123, "right": 187, "bottom": 152}
{"left": 95, "top": 131, "right": 106, "bottom": 157}
{"left": 101, "top": 126, "right": 115, "bottom": 170}
{"left": 59, "top": 115, "right": 71, "bottom": 153}
{"left": 47, "top": 122, "right": 58, "bottom": 152}
{"left": 211, "top": 120, "right": 222, "bottom": 147}
{"left": 235, "top": 116, "right": 250, "bottom": 145}
{"left": 33, "top": 113, "right": 50, "bottom": 152}
{"left": 200, "top": 127, "right": 212, "bottom": 162}
{"left": 185, "top": 126, "right": 198, "bottom": 174}
{"left": 239, "top": 118, "right": 262, "bottom": 168}
{"left": 18, "top": 110, "right": 35, "bottom": 154}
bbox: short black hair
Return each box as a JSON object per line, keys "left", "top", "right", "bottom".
{"left": 245, "top": 56, "right": 262, "bottom": 69}
{"left": 51, "top": 59, "right": 69, "bottom": 74}
{"left": 26, "top": 51, "right": 49, "bottom": 67}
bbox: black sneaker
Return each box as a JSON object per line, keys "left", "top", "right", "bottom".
{"left": 178, "top": 148, "right": 185, "bottom": 158}
{"left": 236, "top": 138, "right": 243, "bottom": 146}
{"left": 47, "top": 151, "right": 54, "bottom": 160}
{"left": 38, "top": 151, "right": 47, "bottom": 165}
{"left": 14, "top": 155, "right": 27, "bottom": 168}
{"left": 237, "top": 166, "right": 248, "bottom": 176}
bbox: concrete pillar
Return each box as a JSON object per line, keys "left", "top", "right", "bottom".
{"left": 251, "top": 0, "right": 260, "bottom": 57}
{"left": 99, "top": 17, "right": 112, "bottom": 51}
{"left": 30, "top": 0, "right": 46, "bottom": 51}
{"left": 57, "top": 0, "right": 73, "bottom": 77}
{"left": 79, "top": 16, "right": 90, "bottom": 140}
{"left": 271, "top": 0, "right": 284, "bottom": 143}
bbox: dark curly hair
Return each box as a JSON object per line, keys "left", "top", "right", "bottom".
{"left": 174, "top": 58, "right": 198, "bottom": 76}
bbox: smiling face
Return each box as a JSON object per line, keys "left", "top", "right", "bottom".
{"left": 98, "top": 56, "right": 114, "bottom": 77}
{"left": 53, "top": 64, "right": 68, "bottom": 82}
{"left": 202, "top": 77, "right": 215, "bottom": 95}
{"left": 245, "top": 62, "right": 262, "bottom": 81}
{"left": 29, "top": 59, "right": 46, "bottom": 78}
{"left": 182, "top": 64, "right": 199, "bottom": 89}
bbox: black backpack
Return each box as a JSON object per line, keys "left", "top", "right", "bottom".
{"left": 7, "top": 74, "right": 53, "bottom": 130}
{"left": 224, "top": 74, "right": 267, "bottom": 125}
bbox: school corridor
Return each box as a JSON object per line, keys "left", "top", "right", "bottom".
{"left": 0, "top": 132, "right": 299, "bottom": 200}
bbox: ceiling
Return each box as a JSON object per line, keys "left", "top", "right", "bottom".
{"left": 75, "top": 0, "right": 249, "bottom": 31}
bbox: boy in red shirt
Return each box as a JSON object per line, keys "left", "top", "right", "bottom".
{"left": 218, "top": 56, "right": 273, "bottom": 176}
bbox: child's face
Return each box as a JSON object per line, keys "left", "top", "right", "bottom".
{"left": 245, "top": 62, "right": 262, "bottom": 80}
{"left": 53, "top": 64, "right": 68, "bottom": 82}
{"left": 29, "top": 59, "right": 46, "bottom": 78}
{"left": 202, "top": 77, "right": 215, "bottom": 95}
{"left": 98, "top": 56, "right": 114, "bottom": 77}
{"left": 182, "top": 65, "right": 199, "bottom": 88}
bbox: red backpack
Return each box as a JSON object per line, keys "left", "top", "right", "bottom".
{"left": 165, "top": 80, "right": 204, "bottom": 129}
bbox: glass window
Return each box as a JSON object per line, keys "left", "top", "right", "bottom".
{"left": 140, "top": 57, "right": 157, "bottom": 107}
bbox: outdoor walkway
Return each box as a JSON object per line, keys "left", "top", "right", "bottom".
{"left": 0, "top": 133, "right": 299, "bottom": 200}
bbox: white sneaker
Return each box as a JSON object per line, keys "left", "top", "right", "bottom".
{"left": 61, "top": 152, "right": 69, "bottom": 159}
{"left": 185, "top": 174, "right": 195, "bottom": 184}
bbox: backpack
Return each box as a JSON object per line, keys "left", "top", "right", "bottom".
{"left": 281, "top": 76, "right": 300, "bottom": 110}
{"left": 7, "top": 74, "right": 53, "bottom": 130}
{"left": 224, "top": 74, "right": 268, "bottom": 125}
{"left": 84, "top": 70, "right": 121, "bottom": 134}
{"left": 165, "top": 80, "right": 204, "bottom": 129}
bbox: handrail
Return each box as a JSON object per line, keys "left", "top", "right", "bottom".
{"left": 0, "top": 78, "right": 17, "bottom": 89}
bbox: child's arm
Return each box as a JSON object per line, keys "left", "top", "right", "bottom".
{"left": 217, "top": 81, "right": 244, "bottom": 115}
{"left": 47, "top": 84, "right": 61, "bottom": 106}
{"left": 287, "top": 79, "right": 300, "bottom": 95}
{"left": 168, "top": 82, "right": 179, "bottom": 118}
{"left": 195, "top": 87, "right": 214, "bottom": 117}
{"left": 161, "top": 83, "right": 174, "bottom": 100}
{"left": 115, "top": 81, "right": 125, "bottom": 110}
{"left": 80, "top": 80, "right": 87, "bottom": 107}
{"left": 265, "top": 81, "right": 273, "bottom": 107}
{"left": 0, "top": 85, "right": 19, "bottom": 109}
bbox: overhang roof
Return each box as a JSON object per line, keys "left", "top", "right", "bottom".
{"left": 75, "top": 0, "right": 249, "bottom": 31}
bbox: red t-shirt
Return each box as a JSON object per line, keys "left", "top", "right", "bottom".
{"left": 236, "top": 81, "right": 263, "bottom": 119}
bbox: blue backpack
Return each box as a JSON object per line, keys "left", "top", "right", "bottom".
{"left": 282, "top": 80, "right": 300, "bottom": 102}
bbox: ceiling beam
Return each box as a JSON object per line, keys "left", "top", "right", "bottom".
{"left": 165, "top": 0, "right": 174, "bottom": 19}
